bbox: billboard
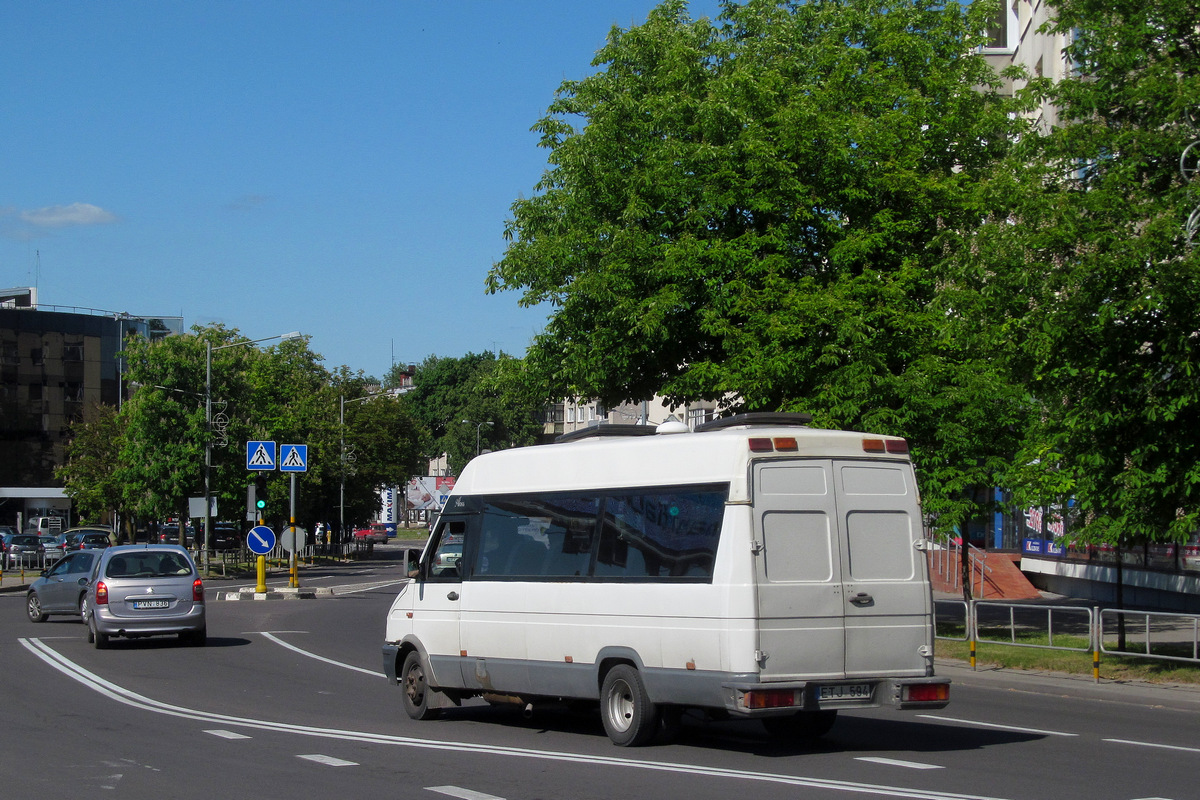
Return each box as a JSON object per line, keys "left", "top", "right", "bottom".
{"left": 405, "top": 476, "right": 457, "bottom": 514}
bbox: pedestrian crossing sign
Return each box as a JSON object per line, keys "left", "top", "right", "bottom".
{"left": 247, "top": 441, "right": 277, "bottom": 471}
{"left": 280, "top": 444, "right": 308, "bottom": 472}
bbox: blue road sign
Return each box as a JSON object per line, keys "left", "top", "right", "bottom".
{"left": 280, "top": 444, "right": 308, "bottom": 472}
{"left": 247, "top": 441, "right": 277, "bottom": 471}
{"left": 247, "top": 525, "right": 276, "bottom": 555}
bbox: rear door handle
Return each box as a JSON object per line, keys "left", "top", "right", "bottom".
{"left": 447, "top": 591, "right": 460, "bottom": 601}
{"left": 850, "top": 592, "right": 873, "bottom": 605}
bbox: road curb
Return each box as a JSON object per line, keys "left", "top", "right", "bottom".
{"left": 214, "top": 586, "right": 335, "bottom": 601}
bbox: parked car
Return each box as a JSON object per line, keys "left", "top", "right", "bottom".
{"left": 26, "top": 549, "right": 102, "bottom": 623}
{"left": 353, "top": 523, "right": 389, "bottom": 544}
{"left": 63, "top": 527, "right": 114, "bottom": 551}
{"left": 208, "top": 525, "right": 241, "bottom": 551}
{"left": 42, "top": 534, "right": 69, "bottom": 563}
{"left": 0, "top": 526, "right": 16, "bottom": 560}
{"left": 24, "top": 516, "right": 63, "bottom": 536}
{"left": 156, "top": 524, "right": 194, "bottom": 546}
{"left": 6, "top": 534, "right": 45, "bottom": 569}
{"left": 85, "top": 544, "right": 206, "bottom": 648}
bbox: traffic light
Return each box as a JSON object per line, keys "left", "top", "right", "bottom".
{"left": 254, "top": 474, "right": 268, "bottom": 516}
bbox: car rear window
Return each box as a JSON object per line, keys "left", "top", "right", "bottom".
{"left": 106, "top": 552, "right": 193, "bottom": 578}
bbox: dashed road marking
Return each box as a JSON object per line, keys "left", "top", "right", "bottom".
{"left": 427, "top": 787, "right": 506, "bottom": 800}
{"left": 205, "top": 729, "right": 251, "bottom": 740}
{"left": 298, "top": 754, "right": 358, "bottom": 767}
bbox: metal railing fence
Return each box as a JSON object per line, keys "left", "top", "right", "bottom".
{"left": 935, "top": 599, "right": 1200, "bottom": 681}
{"left": 1098, "top": 608, "right": 1200, "bottom": 665}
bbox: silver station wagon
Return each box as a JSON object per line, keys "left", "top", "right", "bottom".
{"left": 86, "top": 544, "right": 207, "bottom": 648}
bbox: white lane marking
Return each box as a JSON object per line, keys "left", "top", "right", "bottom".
{"left": 298, "top": 754, "right": 358, "bottom": 767}
{"left": 856, "top": 757, "right": 943, "bottom": 770}
{"left": 205, "top": 729, "right": 251, "bottom": 740}
{"left": 20, "top": 637, "right": 1016, "bottom": 800}
{"left": 917, "top": 714, "right": 1078, "bottom": 737}
{"left": 1105, "top": 738, "right": 1200, "bottom": 754}
{"left": 258, "top": 631, "right": 384, "bottom": 677}
{"left": 427, "top": 786, "right": 506, "bottom": 800}
{"left": 330, "top": 579, "right": 410, "bottom": 595}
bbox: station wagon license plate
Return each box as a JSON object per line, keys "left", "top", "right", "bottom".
{"left": 132, "top": 599, "right": 170, "bottom": 609}
{"left": 818, "top": 683, "right": 872, "bottom": 701}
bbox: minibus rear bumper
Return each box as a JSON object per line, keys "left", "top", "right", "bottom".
{"left": 724, "top": 676, "right": 950, "bottom": 716}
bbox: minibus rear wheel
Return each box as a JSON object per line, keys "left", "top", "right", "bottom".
{"left": 600, "top": 664, "right": 660, "bottom": 746}
{"left": 401, "top": 651, "right": 442, "bottom": 721}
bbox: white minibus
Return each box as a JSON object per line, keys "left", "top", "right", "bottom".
{"left": 383, "top": 413, "right": 949, "bottom": 746}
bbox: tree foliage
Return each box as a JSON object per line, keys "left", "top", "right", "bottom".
{"left": 59, "top": 325, "right": 427, "bottom": 536}
{"left": 403, "top": 352, "right": 544, "bottom": 476}
{"left": 56, "top": 403, "right": 127, "bottom": 524}
{"left": 954, "top": 0, "right": 1200, "bottom": 543}
{"left": 488, "top": 0, "right": 1030, "bottom": 527}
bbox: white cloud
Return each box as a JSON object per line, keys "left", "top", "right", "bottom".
{"left": 19, "top": 202, "right": 118, "bottom": 228}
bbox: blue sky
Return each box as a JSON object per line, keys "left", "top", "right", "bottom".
{"left": 1, "top": 1, "right": 721, "bottom": 379}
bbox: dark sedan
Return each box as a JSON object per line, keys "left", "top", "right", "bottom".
{"left": 6, "top": 534, "right": 44, "bottom": 569}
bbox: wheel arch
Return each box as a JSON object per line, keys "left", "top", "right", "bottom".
{"left": 595, "top": 647, "right": 647, "bottom": 692}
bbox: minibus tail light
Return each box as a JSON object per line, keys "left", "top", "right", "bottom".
{"left": 193, "top": 579, "right": 205, "bottom": 603}
{"left": 903, "top": 683, "right": 949, "bottom": 703}
{"left": 886, "top": 439, "right": 909, "bottom": 454}
{"left": 748, "top": 438, "right": 774, "bottom": 453}
{"left": 95, "top": 581, "right": 108, "bottom": 605}
{"left": 862, "top": 438, "right": 886, "bottom": 453}
{"left": 744, "top": 689, "right": 798, "bottom": 709}
{"left": 773, "top": 437, "right": 798, "bottom": 452}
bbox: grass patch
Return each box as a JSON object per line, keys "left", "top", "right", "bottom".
{"left": 936, "top": 630, "right": 1200, "bottom": 685}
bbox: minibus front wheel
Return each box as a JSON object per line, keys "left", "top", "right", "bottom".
{"left": 401, "top": 651, "right": 442, "bottom": 721}
{"left": 600, "top": 664, "right": 660, "bottom": 746}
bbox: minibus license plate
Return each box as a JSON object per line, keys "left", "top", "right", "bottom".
{"left": 819, "top": 684, "right": 871, "bottom": 701}
{"left": 133, "top": 599, "right": 170, "bottom": 609}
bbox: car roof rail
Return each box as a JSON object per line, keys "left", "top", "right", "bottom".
{"left": 555, "top": 423, "right": 659, "bottom": 443}
{"left": 694, "top": 412, "right": 813, "bottom": 432}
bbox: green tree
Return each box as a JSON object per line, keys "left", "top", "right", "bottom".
{"left": 404, "top": 353, "right": 543, "bottom": 475}
{"left": 958, "top": 0, "right": 1200, "bottom": 544}
{"left": 117, "top": 328, "right": 210, "bottom": 529}
{"left": 57, "top": 403, "right": 127, "bottom": 525}
{"left": 488, "top": 0, "right": 1029, "bottom": 527}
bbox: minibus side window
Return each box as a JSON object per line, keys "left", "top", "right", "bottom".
{"left": 475, "top": 494, "right": 599, "bottom": 579}
{"left": 594, "top": 485, "right": 727, "bottom": 581}
{"left": 426, "top": 519, "right": 467, "bottom": 581}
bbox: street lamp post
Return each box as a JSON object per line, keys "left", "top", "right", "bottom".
{"left": 204, "top": 331, "right": 300, "bottom": 571}
{"left": 462, "top": 419, "right": 494, "bottom": 457}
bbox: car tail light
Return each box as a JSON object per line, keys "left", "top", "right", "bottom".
{"left": 903, "top": 683, "right": 949, "bottom": 703}
{"left": 95, "top": 581, "right": 109, "bottom": 605}
{"left": 193, "top": 579, "right": 205, "bottom": 603}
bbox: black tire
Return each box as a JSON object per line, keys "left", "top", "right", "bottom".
{"left": 26, "top": 592, "right": 47, "bottom": 623}
{"left": 91, "top": 618, "right": 109, "bottom": 650}
{"left": 600, "top": 664, "right": 660, "bottom": 746}
{"left": 78, "top": 594, "right": 89, "bottom": 624}
{"left": 401, "top": 651, "right": 442, "bottom": 721}
{"left": 761, "top": 710, "right": 838, "bottom": 739}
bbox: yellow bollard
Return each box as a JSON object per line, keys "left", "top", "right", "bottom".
{"left": 256, "top": 554, "right": 267, "bottom": 594}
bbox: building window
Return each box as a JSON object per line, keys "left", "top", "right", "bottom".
{"left": 983, "top": 1, "right": 1017, "bottom": 53}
